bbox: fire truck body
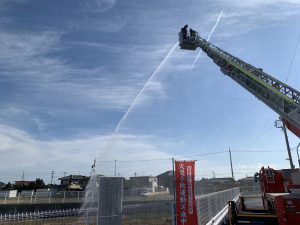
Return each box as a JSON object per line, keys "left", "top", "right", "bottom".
{"left": 260, "top": 167, "right": 300, "bottom": 225}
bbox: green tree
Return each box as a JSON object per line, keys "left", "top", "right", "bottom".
{"left": 35, "top": 178, "right": 46, "bottom": 189}
{"left": 3, "top": 182, "right": 13, "bottom": 190}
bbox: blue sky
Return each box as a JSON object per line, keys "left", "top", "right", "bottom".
{"left": 0, "top": 0, "right": 300, "bottom": 183}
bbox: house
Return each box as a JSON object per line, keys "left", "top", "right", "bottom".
{"left": 195, "top": 177, "right": 236, "bottom": 194}
{"left": 237, "top": 176, "right": 257, "bottom": 186}
{"left": 58, "top": 175, "right": 90, "bottom": 191}
{"left": 209, "top": 177, "right": 235, "bottom": 185}
{"left": 129, "top": 176, "right": 158, "bottom": 196}
{"left": 237, "top": 176, "right": 260, "bottom": 192}
{"left": 14, "top": 180, "right": 36, "bottom": 187}
{"left": 0, "top": 182, "right": 5, "bottom": 190}
{"left": 157, "top": 170, "right": 173, "bottom": 192}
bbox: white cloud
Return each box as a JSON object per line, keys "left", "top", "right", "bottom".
{"left": 209, "top": 0, "right": 300, "bottom": 38}
{"left": 0, "top": 105, "right": 29, "bottom": 117}
{"left": 0, "top": 31, "right": 64, "bottom": 79}
{"left": 84, "top": 0, "right": 117, "bottom": 12}
{"left": 0, "top": 0, "right": 29, "bottom": 11}
{"left": 214, "top": 0, "right": 300, "bottom": 7}
{"left": 82, "top": 16, "right": 128, "bottom": 33}
{"left": 0, "top": 124, "right": 173, "bottom": 182}
{"left": 0, "top": 29, "right": 147, "bottom": 111}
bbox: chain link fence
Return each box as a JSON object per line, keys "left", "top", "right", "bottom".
{"left": 0, "top": 191, "right": 85, "bottom": 205}
{"left": 0, "top": 187, "right": 240, "bottom": 225}
{"left": 0, "top": 187, "right": 238, "bottom": 205}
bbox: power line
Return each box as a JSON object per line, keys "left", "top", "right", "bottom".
{"left": 96, "top": 151, "right": 228, "bottom": 163}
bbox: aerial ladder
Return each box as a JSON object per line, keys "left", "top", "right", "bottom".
{"left": 179, "top": 27, "right": 300, "bottom": 225}
{"left": 178, "top": 28, "right": 300, "bottom": 140}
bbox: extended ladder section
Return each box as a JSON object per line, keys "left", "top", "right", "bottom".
{"left": 179, "top": 30, "right": 300, "bottom": 138}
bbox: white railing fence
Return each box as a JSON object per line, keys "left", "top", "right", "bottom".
{"left": 0, "top": 188, "right": 240, "bottom": 225}
{"left": 0, "top": 191, "right": 85, "bottom": 205}
{"left": 196, "top": 187, "right": 240, "bottom": 225}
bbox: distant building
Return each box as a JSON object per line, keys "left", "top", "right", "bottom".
{"left": 129, "top": 176, "right": 158, "bottom": 196}
{"left": 237, "top": 176, "right": 260, "bottom": 186}
{"left": 209, "top": 177, "right": 235, "bottom": 185}
{"left": 157, "top": 170, "right": 173, "bottom": 191}
{"left": 58, "top": 175, "right": 90, "bottom": 191}
{"left": 195, "top": 177, "right": 235, "bottom": 194}
{"left": 14, "top": 180, "right": 36, "bottom": 187}
{"left": 0, "top": 182, "right": 5, "bottom": 190}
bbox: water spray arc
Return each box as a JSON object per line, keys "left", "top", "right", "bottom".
{"left": 114, "top": 42, "right": 178, "bottom": 134}
{"left": 192, "top": 10, "right": 223, "bottom": 69}
{"left": 80, "top": 41, "right": 179, "bottom": 223}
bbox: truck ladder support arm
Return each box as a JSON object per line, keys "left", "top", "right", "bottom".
{"left": 178, "top": 29, "right": 300, "bottom": 138}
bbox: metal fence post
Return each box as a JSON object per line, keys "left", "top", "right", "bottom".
{"left": 4, "top": 192, "right": 7, "bottom": 204}
{"left": 85, "top": 208, "right": 89, "bottom": 225}
{"left": 172, "top": 203, "right": 176, "bottom": 225}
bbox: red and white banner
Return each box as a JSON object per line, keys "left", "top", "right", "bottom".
{"left": 175, "top": 160, "right": 198, "bottom": 225}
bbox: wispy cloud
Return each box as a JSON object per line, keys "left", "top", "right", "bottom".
{"left": 212, "top": 0, "right": 300, "bottom": 38}
{"left": 0, "top": 124, "right": 173, "bottom": 182}
{"left": 80, "top": 16, "right": 128, "bottom": 33}
{"left": 83, "top": 0, "right": 117, "bottom": 12}
{"left": 0, "top": 123, "right": 268, "bottom": 182}
{"left": 0, "top": 0, "right": 29, "bottom": 11}
{"left": 0, "top": 29, "right": 144, "bottom": 111}
{"left": 0, "top": 31, "right": 63, "bottom": 78}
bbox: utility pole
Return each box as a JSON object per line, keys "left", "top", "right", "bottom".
{"left": 275, "top": 119, "right": 295, "bottom": 169}
{"left": 22, "top": 171, "right": 25, "bottom": 181}
{"left": 212, "top": 171, "right": 216, "bottom": 179}
{"left": 114, "top": 160, "right": 117, "bottom": 177}
{"left": 50, "top": 171, "right": 54, "bottom": 185}
{"left": 91, "top": 158, "right": 96, "bottom": 175}
{"left": 229, "top": 148, "right": 234, "bottom": 181}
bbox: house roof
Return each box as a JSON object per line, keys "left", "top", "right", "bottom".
{"left": 157, "top": 170, "right": 173, "bottom": 177}
{"left": 197, "top": 177, "right": 234, "bottom": 183}
{"left": 238, "top": 177, "right": 254, "bottom": 182}
{"left": 129, "top": 176, "right": 156, "bottom": 179}
{"left": 58, "top": 175, "right": 90, "bottom": 180}
{"left": 15, "top": 180, "right": 35, "bottom": 183}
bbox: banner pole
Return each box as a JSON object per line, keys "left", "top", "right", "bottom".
{"left": 172, "top": 157, "right": 176, "bottom": 225}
